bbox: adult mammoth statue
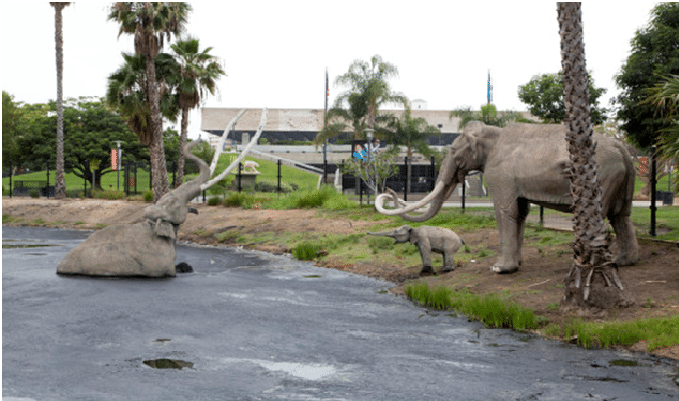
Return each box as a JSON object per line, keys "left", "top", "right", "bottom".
{"left": 375, "top": 121, "right": 638, "bottom": 274}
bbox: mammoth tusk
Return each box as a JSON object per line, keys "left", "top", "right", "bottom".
{"left": 375, "top": 181, "right": 446, "bottom": 216}
{"left": 201, "top": 108, "right": 268, "bottom": 191}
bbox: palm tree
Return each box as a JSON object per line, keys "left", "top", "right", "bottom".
{"left": 646, "top": 75, "right": 679, "bottom": 160}
{"left": 108, "top": 2, "right": 191, "bottom": 201}
{"left": 50, "top": 2, "right": 70, "bottom": 199}
{"left": 450, "top": 104, "right": 521, "bottom": 129}
{"left": 314, "top": 92, "right": 369, "bottom": 145}
{"left": 384, "top": 107, "right": 441, "bottom": 194}
{"left": 335, "top": 55, "right": 408, "bottom": 135}
{"left": 170, "top": 36, "right": 224, "bottom": 187}
{"left": 106, "top": 52, "right": 179, "bottom": 165}
{"left": 557, "top": 2, "right": 626, "bottom": 310}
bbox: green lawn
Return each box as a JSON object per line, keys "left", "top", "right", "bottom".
{"left": 3, "top": 154, "right": 320, "bottom": 196}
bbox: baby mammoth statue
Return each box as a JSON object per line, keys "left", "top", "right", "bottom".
{"left": 367, "top": 225, "right": 465, "bottom": 275}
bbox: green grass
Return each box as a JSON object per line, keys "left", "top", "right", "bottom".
{"left": 544, "top": 315, "right": 679, "bottom": 351}
{"left": 405, "top": 283, "right": 540, "bottom": 330}
{"left": 3, "top": 153, "right": 320, "bottom": 197}
{"left": 630, "top": 206, "right": 679, "bottom": 241}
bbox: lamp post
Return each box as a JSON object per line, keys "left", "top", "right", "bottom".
{"left": 114, "top": 141, "right": 123, "bottom": 191}
{"left": 365, "top": 128, "right": 375, "bottom": 202}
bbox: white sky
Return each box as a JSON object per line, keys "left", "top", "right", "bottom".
{"left": 1, "top": 1, "right": 659, "bottom": 139}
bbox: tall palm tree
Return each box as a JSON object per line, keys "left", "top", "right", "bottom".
{"left": 50, "top": 2, "right": 70, "bottom": 199}
{"left": 335, "top": 55, "right": 407, "bottom": 135}
{"left": 170, "top": 36, "right": 224, "bottom": 187}
{"left": 108, "top": 2, "right": 191, "bottom": 201}
{"left": 557, "top": 3, "right": 626, "bottom": 309}
{"left": 106, "top": 52, "right": 179, "bottom": 161}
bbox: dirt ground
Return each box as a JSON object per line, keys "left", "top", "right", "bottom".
{"left": 3, "top": 197, "right": 678, "bottom": 360}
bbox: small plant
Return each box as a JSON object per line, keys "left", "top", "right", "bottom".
{"left": 29, "top": 189, "right": 40, "bottom": 198}
{"left": 143, "top": 190, "right": 153, "bottom": 202}
{"left": 215, "top": 229, "right": 240, "bottom": 242}
{"left": 207, "top": 196, "right": 221, "bottom": 206}
{"left": 547, "top": 302, "right": 560, "bottom": 311}
{"left": 31, "top": 217, "right": 46, "bottom": 225}
{"left": 646, "top": 297, "right": 653, "bottom": 309}
{"left": 292, "top": 242, "right": 322, "bottom": 261}
{"left": 223, "top": 192, "right": 254, "bottom": 207}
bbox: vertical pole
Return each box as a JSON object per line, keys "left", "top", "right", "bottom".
{"left": 403, "top": 157, "right": 408, "bottom": 202}
{"left": 461, "top": 176, "right": 466, "bottom": 211}
{"left": 237, "top": 162, "right": 242, "bottom": 193}
{"left": 540, "top": 205, "right": 544, "bottom": 226}
{"left": 359, "top": 176, "right": 363, "bottom": 206}
{"left": 430, "top": 156, "right": 436, "bottom": 192}
{"left": 84, "top": 161, "right": 88, "bottom": 197}
{"left": 650, "top": 145, "right": 657, "bottom": 237}
{"left": 277, "top": 159, "right": 282, "bottom": 196}
{"left": 9, "top": 161, "right": 13, "bottom": 198}
{"left": 134, "top": 162, "right": 138, "bottom": 195}
{"left": 46, "top": 161, "right": 50, "bottom": 198}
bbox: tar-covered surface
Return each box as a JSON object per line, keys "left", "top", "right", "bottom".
{"left": 3, "top": 226, "right": 678, "bottom": 400}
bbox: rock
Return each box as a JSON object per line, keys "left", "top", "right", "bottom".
{"left": 56, "top": 222, "right": 176, "bottom": 277}
{"left": 176, "top": 262, "right": 193, "bottom": 273}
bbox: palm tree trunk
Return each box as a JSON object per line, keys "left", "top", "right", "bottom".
{"left": 145, "top": 54, "right": 170, "bottom": 201}
{"left": 176, "top": 106, "right": 189, "bottom": 188}
{"left": 52, "top": 3, "right": 67, "bottom": 199}
{"left": 557, "top": 3, "right": 629, "bottom": 311}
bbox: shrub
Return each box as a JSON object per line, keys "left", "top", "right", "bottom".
{"left": 223, "top": 192, "right": 254, "bottom": 208}
{"left": 292, "top": 242, "right": 322, "bottom": 260}
{"left": 93, "top": 190, "right": 126, "bottom": 200}
{"left": 29, "top": 189, "right": 40, "bottom": 198}
{"left": 143, "top": 190, "right": 153, "bottom": 202}
{"left": 207, "top": 196, "right": 221, "bottom": 206}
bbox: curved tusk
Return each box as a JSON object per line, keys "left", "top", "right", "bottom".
{"left": 375, "top": 181, "right": 446, "bottom": 216}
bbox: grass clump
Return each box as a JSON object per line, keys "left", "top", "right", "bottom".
{"left": 405, "top": 282, "right": 539, "bottom": 330}
{"left": 546, "top": 315, "right": 679, "bottom": 351}
{"left": 223, "top": 192, "right": 255, "bottom": 208}
{"left": 292, "top": 241, "right": 322, "bottom": 261}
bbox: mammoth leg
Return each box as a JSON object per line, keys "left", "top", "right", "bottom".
{"left": 609, "top": 213, "right": 639, "bottom": 266}
{"left": 492, "top": 198, "right": 529, "bottom": 274}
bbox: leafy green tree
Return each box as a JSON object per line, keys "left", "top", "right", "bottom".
{"left": 2, "top": 92, "right": 24, "bottom": 170}
{"left": 50, "top": 2, "right": 70, "bottom": 198}
{"left": 614, "top": 3, "right": 679, "bottom": 149}
{"left": 334, "top": 55, "right": 408, "bottom": 136}
{"left": 384, "top": 107, "right": 440, "bottom": 160}
{"left": 343, "top": 151, "right": 398, "bottom": 194}
{"left": 450, "top": 104, "right": 522, "bottom": 129}
{"left": 518, "top": 72, "right": 607, "bottom": 125}
{"left": 108, "top": 2, "right": 191, "bottom": 201}
{"left": 16, "top": 99, "right": 145, "bottom": 189}
{"left": 170, "top": 36, "right": 224, "bottom": 187}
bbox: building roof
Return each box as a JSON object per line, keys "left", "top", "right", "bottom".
{"left": 201, "top": 107, "right": 464, "bottom": 135}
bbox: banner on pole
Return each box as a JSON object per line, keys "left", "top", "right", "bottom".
{"left": 111, "top": 149, "right": 118, "bottom": 171}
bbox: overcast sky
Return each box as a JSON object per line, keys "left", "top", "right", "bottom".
{"left": 1, "top": 1, "right": 660, "bottom": 139}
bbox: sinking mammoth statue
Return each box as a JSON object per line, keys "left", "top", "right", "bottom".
{"left": 57, "top": 142, "right": 211, "bottom": 277}
{"left": 375, "top": 122, "right": 639, "bottom": 274}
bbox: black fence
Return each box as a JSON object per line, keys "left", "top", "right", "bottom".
{"left": 339, "top": 157, "right": 438, "bottom": 199}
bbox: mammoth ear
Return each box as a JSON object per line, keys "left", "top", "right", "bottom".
{"left": 462, "top": 123, "right": 482, "bottom": 161}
